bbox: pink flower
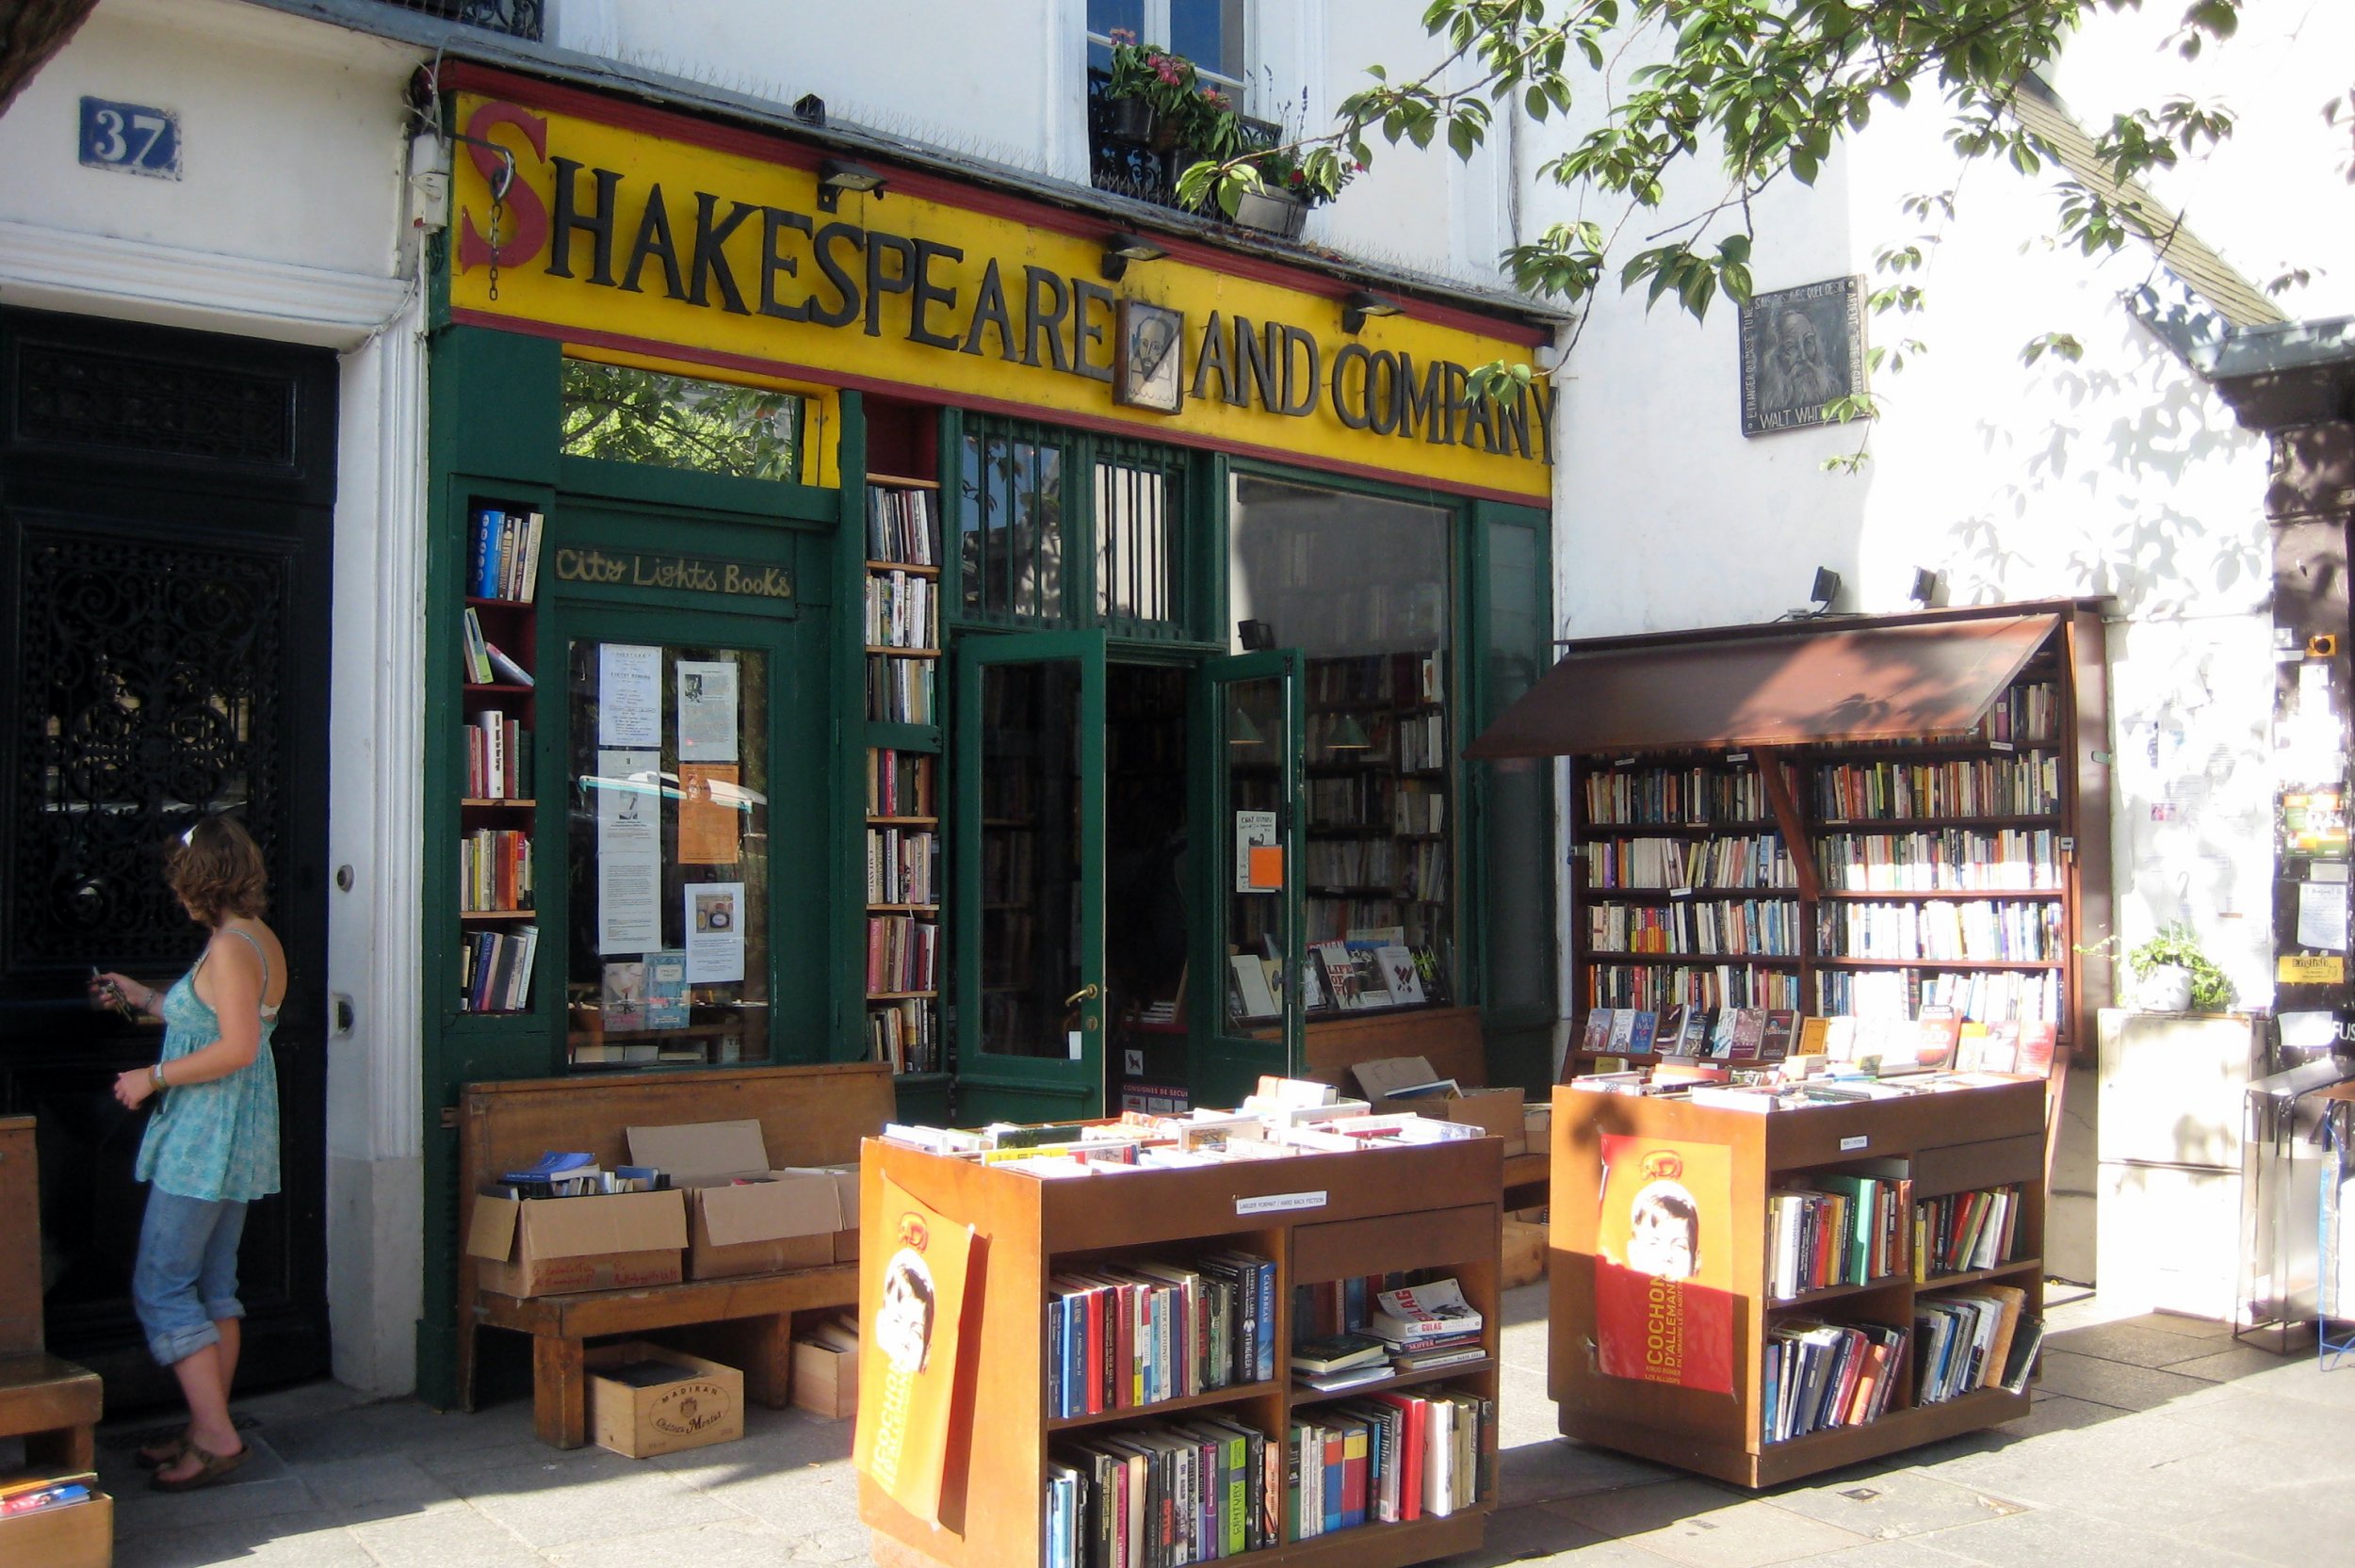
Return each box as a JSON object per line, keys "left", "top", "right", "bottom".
{"left": 1108, "top": 26, "right": 1136, "bottom": 44}
{"left": 1155, "top": 59, "right": 1182, "bottom": 84}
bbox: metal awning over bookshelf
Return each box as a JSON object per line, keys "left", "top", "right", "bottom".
{"left": 1464, "top": 606, "right": 2068, "bottom": 758}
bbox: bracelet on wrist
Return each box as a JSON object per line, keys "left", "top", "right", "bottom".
{"left": 151, "top": 1062, "right": 166, "bottom": 1090}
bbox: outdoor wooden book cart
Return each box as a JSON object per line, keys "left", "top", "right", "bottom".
{"left": 453, "top": 1062, "right": 894, "bottom": 1447}
{"left": 1549, "top": 1076, "right": 2048, "bottom": 1487}
{"left": 858, "top": 1133, "right": 1505, "bottom": 1568}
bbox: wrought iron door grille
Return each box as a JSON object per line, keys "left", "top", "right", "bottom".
{"left": 11, "top": 527, "right": 286, "bottom": 967}
{"left": 13, "top": 343, "right": 296, "bottom": 469}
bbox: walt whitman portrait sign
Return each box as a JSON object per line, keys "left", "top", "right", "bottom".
{"left": 1739, "top": 276, "right": 1866, "bottom": 436}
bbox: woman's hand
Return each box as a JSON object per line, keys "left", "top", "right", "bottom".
{"left": 89, "top": 971, "right": 147, "bottom": 1017}
{"left": 114, "top": 1067, "right": 158, "bottom": 1109}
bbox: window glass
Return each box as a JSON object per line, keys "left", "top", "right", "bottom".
{"left": 565, "top": 640, "right": 771, "bottom": 1068}
{"left": 959, "top": 428, "right": 1065, "bottom": 622}
{"left": 1229, "top": 476, "right": 1454, "bottom": 1000}
{"left": 560, "top": 359, "right": 804, "bottom": 483}
{"left": 1171, "top": 0, "right": 1246, "bottom": 86}
{"left": 1086, "top": 0, "right": 1145, "bottom": 71}
{"left": 979, "top": 661, "right": 1081, "bottom": 1056}
{"left": 1223, "top": 672, "right": 1287, "bottom": 1028}
{"left": 1095, "top": 452, "right": 1185, "bottom": 633}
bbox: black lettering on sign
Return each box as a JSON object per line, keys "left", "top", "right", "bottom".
{"left": 620, "top": 183, "right": 688, "bottom": 299}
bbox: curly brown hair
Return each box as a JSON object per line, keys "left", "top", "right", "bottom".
{"left": 168, "top": 816, "right": 268, "bottom": 924}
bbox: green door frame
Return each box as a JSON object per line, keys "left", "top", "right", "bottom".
{"left": 1188, "top": 648, "right": 1306, "bottom": 1107}
{"left": 951, "top": 627, "right": 1109, "bottom": 1122}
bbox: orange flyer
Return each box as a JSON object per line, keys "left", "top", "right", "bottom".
{"left": 1593, "top": 1135, "right": 1736, "bottom": 1393}
{"left": 678, "top": 764, "right": 740, "bottom": 865}
{"left": 854, "top": 1172, "right": 982, "bottom": 1527}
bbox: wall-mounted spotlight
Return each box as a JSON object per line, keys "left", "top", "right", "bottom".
{"left": 1341, "top": 290, "right": 1405, "bottom": 334}
{"left": 1807, "top": 566, "right": 1843, "bottom": 617}
{"left": 817, "top": 158, "right": 886, "bottom": 212}
{"left": 1100, "top": 232, "right": 1169, "bottom": 282}
{"left": 1236, "top": 619, "right": 1274, "bottom": 652}
{"left": 1908, "top": 567, "right": 1941, "bottom": 608}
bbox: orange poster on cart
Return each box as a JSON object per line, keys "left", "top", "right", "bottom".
{"left": 853, "top": 1173, "right": 982, "bottom": 1528}
{"left": 678, "top": 764, "right": 740, "bottom": 865}
{"left": 1593, "top": 1135, "right": 1736, "bottom": 1394}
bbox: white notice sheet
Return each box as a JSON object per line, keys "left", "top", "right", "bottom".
{"left": 597, "top": 644, "right": 663, "bottom": 748}
{"left": 675, "top": 659, "right": 739, "bottom": 763}
{"left": 685, "top": 881, "right": 747, "bottom": 983}
{"left": 595, "top": 748, "right": 662, "bottom": 952}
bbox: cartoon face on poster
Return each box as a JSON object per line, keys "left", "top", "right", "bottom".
{"left": 1594, "top": 1136, "right": 1736, "bottom": 1393}
{"left": 853, "top": 1174, "right": 982, "bottom": 1528}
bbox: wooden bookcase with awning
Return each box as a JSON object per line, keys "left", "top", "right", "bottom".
{"left": 1466, "top": 601, "right": 2113, "bottom": 1070}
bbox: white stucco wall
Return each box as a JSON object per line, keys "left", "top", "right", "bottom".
{"left": 0, "top": 0, "right": 429, "bottom": 1394}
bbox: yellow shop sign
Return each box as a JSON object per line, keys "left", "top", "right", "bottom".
{"left": 446, "top": 76, "right": 1554, "bottom": 500}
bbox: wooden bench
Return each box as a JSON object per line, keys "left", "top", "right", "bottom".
{"left": 455, "top": 1062, "right": 895, "bottom": 1448}
{"left": 1293, "top": 1006, "right": 1551, "bottom": 1208}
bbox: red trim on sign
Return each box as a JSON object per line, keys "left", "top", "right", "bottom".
{"left": 462, "top": 308, "right": 1551, "bottom": 507}
{"left": 437, "top": 62, "right": 1551, "bottom": 348}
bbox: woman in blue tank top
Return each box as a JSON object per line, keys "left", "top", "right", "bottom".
{"left": 90, "top": 816, "right": 285, "bottom": 1493}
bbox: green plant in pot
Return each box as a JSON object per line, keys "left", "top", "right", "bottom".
{"left": 2122, "top": 923, "right": 2233, "bottom": 1012}
{"left": 1102, "top": 31, "right": 1210, "bottom": 149}
{"left": 1177, "top": 88, "right": 1357, "bottom": 238}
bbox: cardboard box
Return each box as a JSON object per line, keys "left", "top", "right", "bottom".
{"left": 1442, "top": 1087, "right": 1527, "bottom": 1154}
{"left": 791, "top": 1323, "right": 860, "bottom": 1419}
{"left": 1349, "top": 1057, "right": 1527, "bottom": 1153}
{"left": 465, "top": 1188, "right": 686, "bottom": 1298}
{"left": 587, "top": 1342, "right": 744, "bottom": 1458}
{"left": 1501, "top": 1218, "right": 1549, "bottom": 1288}
{"left": 813, "top": 1162, "right": 861, "bottom": 1263}
{"left": 627, "top": 1121, "right": 843, "bottom": 1280}
{"left": 0, "top": 1488, "right": 111, "bottom": 1568}
{"left": 1522, "top": 1101, "right": 1552, "bottom": 1149}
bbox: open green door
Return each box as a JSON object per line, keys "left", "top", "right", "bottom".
{"left": 952, "top": 629, "right": 1108, "bottom": 1123}
{"left": 1189, "top": 649, "right": 1305, "bottom": 1106}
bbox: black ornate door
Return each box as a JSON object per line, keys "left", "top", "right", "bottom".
{"left": 0, "top": 308, "right": 333, "bottom": 1405}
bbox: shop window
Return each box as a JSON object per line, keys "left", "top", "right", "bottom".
{"left": 1095, "top": 445, "right": 1188, "bottom": 637}
{"left": 560, "top": 359, "right": 804, "bottom": 484}
{"left": 1228, "top": 474, "right": 1456, "bottom": 993}
{"left": 958, "top": 421, "right": 1067, "bottom": 624}
{"left": 564, "top": 639, "right": 772, "bottom": 1068}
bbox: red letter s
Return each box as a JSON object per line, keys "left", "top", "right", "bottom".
{"left": 456, "top": 101, "right": 549, "bottom": 274}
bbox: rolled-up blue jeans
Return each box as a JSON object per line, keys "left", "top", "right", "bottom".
{"left": 132, "top": 1188, "right": 248, "bottom": 1366}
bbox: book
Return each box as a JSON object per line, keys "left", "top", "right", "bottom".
{"left": 461, "top": 606, "right": 493, "bottom": 685}
{"left": 600, "top": 961, "right": 647, "bottom": 1031}
{"left": 484, "top": 641, "right": 534, "bottom": 687}
{"left": 1229, "top": 954, "right": 1281, "bottom": 1020}
{"left": 1290, "top": 1333, "right": 1388, "bottom": 1375}
{"left": 642, "top": 949, "right": 690, "bottom": 1028}
{"left": 1626, "top": 1009, "right": 1658, "bottom": 1056}
{"left": 1369, "top": 1278, "right": 1482, "bottom": 1342}
{"left": 1375, "top": 943, "right": 1426, "bottom": 1005}
{"left": 1760, "top": 1009, "right": 1796, "bottom": 1062}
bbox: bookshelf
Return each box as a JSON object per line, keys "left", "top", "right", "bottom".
{"left": 864, "top": 445, "right": 944, "bottom": 1081}
{"left": 456, "top": 495, "right": 542, "bottom": 1014}
{"left": 1566, "top": 616, "right": 2103, "bottom": 1063}
{"left": 1548, "top": 1075, "right": 2048, "bottom": 1487}
{"left": 859, "top": 1136, "right": 1503, "bottom": 1568}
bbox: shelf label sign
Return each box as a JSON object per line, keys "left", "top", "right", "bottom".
{"left": 1236, "top": 1190, "right": 1327, "bottom": 1216}
{"left": 1594, "top": 1136, "right": 1735, "bottom": 1394}
{"left": 1840, "top": 1135, "right": 1868, "bottom": 1151}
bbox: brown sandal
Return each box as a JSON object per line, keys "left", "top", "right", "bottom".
{"left": 149, "top": 1441, "right": 249, "bottom": 1493}
{"left": 135, "top": 1434, "right": 187, "bottom": 1470}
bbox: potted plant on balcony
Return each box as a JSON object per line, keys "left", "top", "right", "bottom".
{"left": 1175, "top": 87, "right": 1356, "bottom": 239}
{"left": 1102, "top": 30, "right": 1212, "bottom": 149}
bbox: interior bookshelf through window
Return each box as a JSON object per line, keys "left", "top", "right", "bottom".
{"left": 865, "top": 468, "right": 943, "bottom": 1075}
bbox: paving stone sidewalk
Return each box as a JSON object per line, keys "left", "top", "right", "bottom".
{"left": 54, "top": 1285, "right": 2355, "bottom": 1567}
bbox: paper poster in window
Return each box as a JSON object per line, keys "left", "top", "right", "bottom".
{"left": 600, "top": 961, "right": 647, "bottom": 1032}
{"left": 1593, "top": 1136, "right": 1736, "bottom": 1393}
{"left": 595, "top": 748, "right": 662, "bottom": 952}
{"left": 854, "top": 1173, "right": 984, "bottom": 1529}
{"left": 643, "top": 949, "right": 690, "bottom": 1028}
{"left": 679, "top": 763, "right": 741, "bottom": 865}
{"left": 684, "top": 881, "right": 746, "bottom": 983}
{"left": 675, "top": 659, "right": 739, "bottom": 763}
{"left": 597, "top": 644, "right": 662, "bottom": 748}
{"left": 1234, "top": 810, "right": 1278, "bottom": 893}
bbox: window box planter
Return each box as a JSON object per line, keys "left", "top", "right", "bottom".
{"left": 1232, "top": 187, "right": 1307, "bottom": 239}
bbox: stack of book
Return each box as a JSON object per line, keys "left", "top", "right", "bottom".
{"left": 1766, "top": 1171, "right": 1907, "bottom": 1298}
{"left": 1761, "top": 1318, "right": 1905, "bottom": 1442}
{"left": 1915, "top": 1285, "right": 2038, "bottom": 1402}
{"left": 1913, "top": 1185, "right": 2022, "bottom": 1277}
{"left": 0, "top": 1472, "right": 96, "bottom": 1517}
{"left": 1049, "top": 1414, "right": 1275, "bottom": 1568}
{"left": 459, "top": 924, "right": 536, "bottom": 1012}
{"left": 1048, "top": 1252, "right": 1277, "bottom": 1417}
{"left": 1369, "top": 1279, "right": 1486, "bottom": 1375}
{"left": 468, "top": 503, "right": 544, "bottom": 601}
{"left": 1289, "top": 1333, "right": 1391, "bottom": 1394}
{"left": 490, "top": 1152, "right": 670, "bottom": 1200}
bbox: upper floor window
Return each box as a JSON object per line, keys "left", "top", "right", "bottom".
{"left": 1088, "top": 1, "right": 1249, "bottom": 103}
{"left": 378, "top": 2, "right": 544, "bottom": 42}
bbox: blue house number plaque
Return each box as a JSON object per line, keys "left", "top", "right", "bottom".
{"left": 79, "top": 97, "right": 180, "bottom": 179}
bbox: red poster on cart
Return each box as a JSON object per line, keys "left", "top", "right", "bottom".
{"left": 1594, "top": 1135, "right": 1736, "bottom": 1394}
{"left": 854, "top": 1173, "right": 983, "bottom": 1527}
